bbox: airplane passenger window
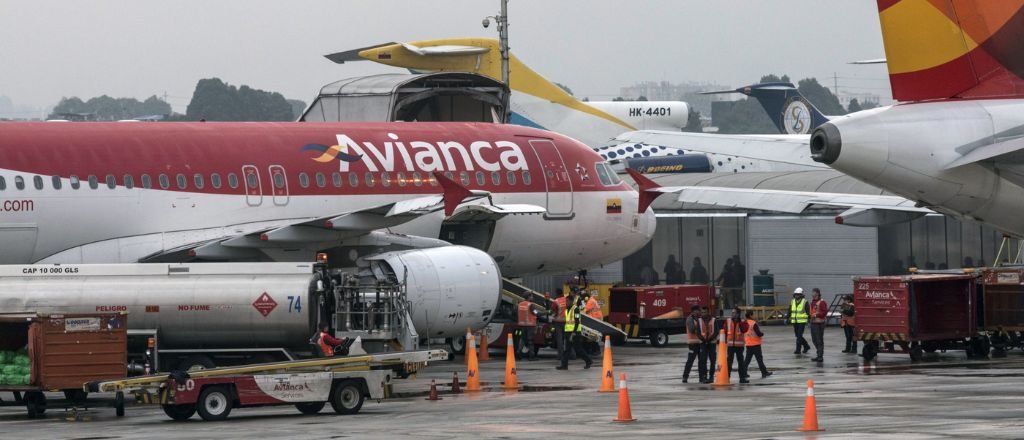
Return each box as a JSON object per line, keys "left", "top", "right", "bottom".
{"left": 475, "top": 171, "right": 485, "bottom": 186}
{"left": 227, "top": 173, "right": 238, "bottom": 189}
{"left": 33, "top": 175, "right": 43, "bottom": 190}
{"left": 364, "top": 172, "right": 375, "bottom": 187}
{"left": 273, "top": 173, "right": 285, "bottom": 189}
{"left": 594, "top": 162, "right": 612, "bottom": 186}
{"left": 176, "top": 174, "right": 187, "bottom": 190}
{"left": 70, "top": 175, "right": 80, "bottom": 190}
{"left": 412, "top": 172, "right": 423, "bottom": 187}
{"left": 159, "top": 174, "right": 170, "bottom": 189}
{"left": 105, "top": 175, "right": 116, "bottom": 189}
{"left": 245, "top": 173, "right": 258, "bottom": 189}
{"left": 428, "top": 174, "right": 438, "bottom": 186}
{"left": 299, "top": 172, "right": 310, "bottom": 188}
{"left": 51, "top": 176, "right": 62, "bottom": 190}
{"left": 123, "top": 175, "right": 134, "bottom": 189}
{"left": 459, "top": 171, "right": 470, "bottom": 186}
{"left": 88, "top": 175, "right": 98, "bottom": 190}
{"left": 396, "top": 172, "right": 407, "bottom": 187}
{"left": 211, "top": 173, "right": 222, "bottom": 189}
{"left": 14, "top": 176, "right": 25, "bottom": 190}
{"left": 316, "top": 172, "right": 326, "bottom": 188}
{"left": 349, "top": 173, "right": 359, "bottom": 187}
{"left": 141, "top": 174, "right": 152, "bottom": 189}
{"left": 194, "top": 174, "right": 205, "bottom": 189}
{"left": 491, "top": 171, "right": 501, "bottom": 185}
{"left": 522, "top": 171, "right": 532, "bottom": 185}
{"left": 506, "top": 171, "right": 517, "bottom": 185}
{"left": 332, "top": 172, "right": 342, "bottom": 188}
{"left": 381, "top": 172, "right": 391, "bottom": 187}
{"left": 0, "top": 176, "right": 5, "bottom": 190}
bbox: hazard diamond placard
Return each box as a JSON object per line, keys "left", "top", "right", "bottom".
{"left": 252, "top": 292, "right": 278, "bottom": 317}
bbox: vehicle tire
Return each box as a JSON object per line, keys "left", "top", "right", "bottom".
{"left": 179, "top": 355, "right": 216, "bottom": 372}
{"left": 115, "top": 391, "right": 125, "bottom": 417}
{"left": 922, "top": 341, "right": 938, "bottom": 353}
{"left": 196, "top": 386, "right": 233, "bottom": 421}
{"left": 295, "top": 402, "right": 326, "bottom": 415}
{"left": 862, "top": 342, "right": 878, "bottom": 362}
{"left": 909, "top": 345, "right": 924, "bottom": 362}
{"left": 448, "top": 336, "right": 466, "bottom": 355}
{"left": 24, "top": 392, "right": 46, "bottom": 419}
{"left": 330, "top": 380, "right": 364, "bottom": 415}
{"left": 162, "top": 404, "right": 196, "bottom": 421}
{"left": 649, "top": 330, "right": 669, "bottom": 348}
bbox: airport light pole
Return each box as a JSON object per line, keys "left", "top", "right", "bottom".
{"left": 483, "top": 0, "right": 511, "bottom": 123}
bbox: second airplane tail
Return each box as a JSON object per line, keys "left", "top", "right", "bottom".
{"left": 703, "top": 82, "right": 829, "bottom": 135}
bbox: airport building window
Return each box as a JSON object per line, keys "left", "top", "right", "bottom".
{"left": 475, "top": 171, "right": 485, "bottom": 186}
{"left": 522, "top": 171, "right": 532, "bottom": 186}
{"left": 364, "top": 172, "right": 375, "bottom": 187}
{"left": 332, "top": 172, "right": 342, "bottom": 188}
{"left": 396, "top": 172, "right": 407, "bottom": 187}
{"left": 159, "top": 174, "right": 170, "bottom": 189}
{"left": 506, "top": 171, "right": 517, "bottom": 186}
{"left": 211, "top": 173, "right": 222, "bottom": 189}
{"left": 123, "top": 175, "right": 134, "bottom": 189}
{"left": 141, "top": 174, "right": 152, "bottom": 189}
{"left": 176, "top": 174, "right": 187, "bottom": 190}
{"left": 316, "top": 172, "right": 326, "bottom": 188}
{"left": 105, "top": 175, "right": 116, "bottom": 189}
{"left": 349, "top": 173, "right": 359, "bottom": 188}
{"left": 0, "top": 176, "right": 6, "bottom": 191}
{"left": 491, "top": 171, "right": 501, "bottom": 186}
{"left": 412, "top": 172, "right": 423, "bottom": 187}
{"left": 381, "top": 172, "right": 391, "bottom": 187}
{"left": 245, "top": 173, "right": 258, "bottom": 189}
{"left": 194, "top": 174, "right": 205, "bottom": 189}
{"left": 459, "top": 171, "right": 470, "bottom": 186}
{"left": 70, "top": 175, "right": 80, "bottom": 190}
{"left": 88, "top": 175, "right": 98, "bottom": 190}
{"left": 33, "top": 175, "right": 43, "bottom": 190}
{"left": 299, "top": 172, "right": 310, "bottom": 188}
{"left": 227, "top": 173, "right": 239, "bottom": 189}
{"left": 14, "top": 176, "right": 25, "bottom": 190}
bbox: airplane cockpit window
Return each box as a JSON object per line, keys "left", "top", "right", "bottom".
{"left": 159, "top": 174, "right": 170, "bottom": 189}
{"left": 15, "top": 176, "right": 25, "bottom": 190}
{"left": 595, "top": 162, "right": 613, "bottom": 186}
{"left": 87, "top": 175, "right": 98, "bottom": 190}
{"left": 194, "top": 174, "right": 205, "bottom": 189}
{"left": 52, "top": 176, "right": 62, "bottom": 190}
{"left": 606, "top": 165, "right": 623, "bottom": 184}
{"left": 0, "top": 176, "right": 5, "bottom": 190}
{"left": 105, "top": 175, "right": 116, "bottom": 189}
{"left": 522, "top": 171, "right": 532, "bottom": 185}
{"left": 507, "top": 171, "right": 517, "bottom": 185}
{"left": 176, "top": 174, "right": 187, "bottom": 190}
{"left": 33, "top": 175, "right": 43, "bottom": 190}
{"left": 123, "top": 175, "right": 134, "bottom": 189}
{"left": 211, "top": 173, "right": 222, "bottom": 189}
{"left": 227, "top": 173, "right": 238, "bottom": 189}
{"left": 298, "top": 172, "right": 310, "bottom": 188}
{"left": 70, "top": 175, "right": 80, "bottom": 190}
{"left": 141, "top": 174, "right": 152, "bottom": 189}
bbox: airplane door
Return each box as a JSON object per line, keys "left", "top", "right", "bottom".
{"left": 528, "top": 139, "right": 574, "bottom": 217}
{"left": 242, "top": 165, "right": 263, "bottom": 206}
{"left": 268, "top": 165, "right": 289, "bottom": 206}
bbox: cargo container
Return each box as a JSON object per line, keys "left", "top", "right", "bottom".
{"left": 853, "top": 274, "right": 985, "bottom": 362}
{"left": 0, "top": 312, "right": 128, "bottom": 418}
{"left": 978, "top": 268, "right": 1024, "bottom": 354}
{"left": 607, "top": 284, "right": 716, "bottom": 347}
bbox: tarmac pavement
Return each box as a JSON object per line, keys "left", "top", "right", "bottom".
{"left": 2, "top": 326, "right": 1023, "bottom": 439}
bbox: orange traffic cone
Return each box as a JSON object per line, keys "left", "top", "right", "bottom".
{"left": 598, "top": 335, "right": 616, "bottom": 393}
{"left": 796, "top": 379, "right": 824, "bottom": 432}
{"left": 713, "top": 329, "right": 730, "bottom": 386}
{"left": 425, "top": 379, "right": 442, "bottom": 401}
{"left": 466, "top": 335, "right": 482, "bottom": 392}
{"left": 612, "top": 373, "right": 637, "bottom": 422}
{"left": 478, "top": 331, "right": 490, "bottom": 361}
{"left": 503, "top": 334, "right": 519, "bottom": 390}
{"left": 451, "top": 372, "right": 461, "bottom": 393}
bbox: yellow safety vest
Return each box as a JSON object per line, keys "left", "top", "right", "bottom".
{"left": 790, "top": 298, "right": 808, "bottom": 324}
{"left": 564, "top": 303, "right": 581, "bottom": 332}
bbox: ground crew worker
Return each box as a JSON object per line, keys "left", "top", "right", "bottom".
{"left": 517, "top": 299, "right": 540, "bottom": 361}
{"left": 742, "top": 311, "right": 772, "bottom": 379}
{"left": 557, "top": 290, "right": 593, "bottom": 370}
{"left": 584, "top": 291, "right": 603, "bottom": 320}
{"left": 702, "top": 306, "right": 719, "bottom": 379}
{"left": 725, "top": 307, "right": 750, "bottom": 383}
{"left": 809, "top": 288, "right": 828, "bottom": 362}
{"left": 551, "top": 290, "right": 570, "bottom": 360}
{"left": 787, "top": 288, "right": 811, "bottom": 354}
{"left": 682, "top": 305, "right": 707, "bottom": 383}
{"left": 313, "top": 323, "right": 347, "bottom": 357}
{"left": 840, "top": 294, "right": 857, "bottom": 354}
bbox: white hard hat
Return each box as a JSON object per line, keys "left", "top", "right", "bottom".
{"left": 794, "top": 287, "right": 804, "bottom": 294}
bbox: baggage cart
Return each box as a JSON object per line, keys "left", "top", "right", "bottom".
{"left": 979, "top": 268, "right": 1024, "bottom": 353}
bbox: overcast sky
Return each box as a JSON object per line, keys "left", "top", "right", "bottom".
{"left": 0, "top": 0, "right": 890, "bottom": 115}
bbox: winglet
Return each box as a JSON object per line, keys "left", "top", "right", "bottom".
{"left": 626, "top": 168, "right": 663, "bottom": 214}
{"left": 433, "top": 172, "right": 473, "bottom": 217}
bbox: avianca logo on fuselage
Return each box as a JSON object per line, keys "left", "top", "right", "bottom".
{"left": 302, "top": 133, "right": 531, "bottom": 173}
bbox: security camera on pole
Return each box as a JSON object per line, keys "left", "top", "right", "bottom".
{"left": 482, "top": 0, "right": 511, "bottom": 123}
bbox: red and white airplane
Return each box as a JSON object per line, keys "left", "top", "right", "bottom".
{"left": 0, "top": 121, "right": 654, "bottom": 275}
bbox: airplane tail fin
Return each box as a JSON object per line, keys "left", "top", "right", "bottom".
{"left": 877, "top": 0, "right": 1024, "bottom": 101}
{"left": 703, "top": 83, "right": 828, "bottom": 135}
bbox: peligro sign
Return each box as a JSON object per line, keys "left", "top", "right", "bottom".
{"left": 335, "top": 133, "right": 530, "bottom": 173}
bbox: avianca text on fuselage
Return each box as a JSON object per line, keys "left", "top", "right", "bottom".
{"left": 309, "top": 132, "right": 530, "bottom": 173}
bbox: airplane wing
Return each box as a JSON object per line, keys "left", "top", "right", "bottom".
{"left": 627, "top": 169, "right": 932, "bottom": 227}
{"left": 611, "top": 130, "right": 823, "bottom": 170}
{"left": 141, "top": 173, "right": 544, "bottom": 262}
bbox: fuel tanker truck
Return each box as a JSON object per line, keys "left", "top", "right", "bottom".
{"left": 0, "top": 246, "right": 501, "bottom": 372}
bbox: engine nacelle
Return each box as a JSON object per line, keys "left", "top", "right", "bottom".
{"left": 365, "top": 246, "right": 502, "bottom": 338}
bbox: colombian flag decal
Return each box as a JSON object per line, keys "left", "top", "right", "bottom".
{"left": 606, "top": 198, "right": 622, "bottom": 214}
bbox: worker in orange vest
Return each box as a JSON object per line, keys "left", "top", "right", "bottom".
{"left": 312, "top": 323, "right": 348, "bottom": 357}
{"left": 517, "top": 299, "right": 540, "bottom": 361}
{"left": 682, "top": 305, "right": 708, "bottom": 383}
{"left": 725, "top": 307, "right": 750, "bottom": 383}
{"left": 551, "top": 290, "right": 574, "bottom": 361}
{"left": 809, "top": 288, "right": 828, "bottom": 362}
{"left": 584, "top": 291, "right": 603, "bottom": 320}
{"left": 701, "top": 306, "right": 719, "bottom": 379}
{"left": 741, "top": 311, "right": 772, "bottom": 379}
{"left": 840, "top": 294, "right": 857, "bottom": 354}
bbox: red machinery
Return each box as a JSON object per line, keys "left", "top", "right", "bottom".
{"left": 606, "top": 285, "right": 715, "bottom": 347}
